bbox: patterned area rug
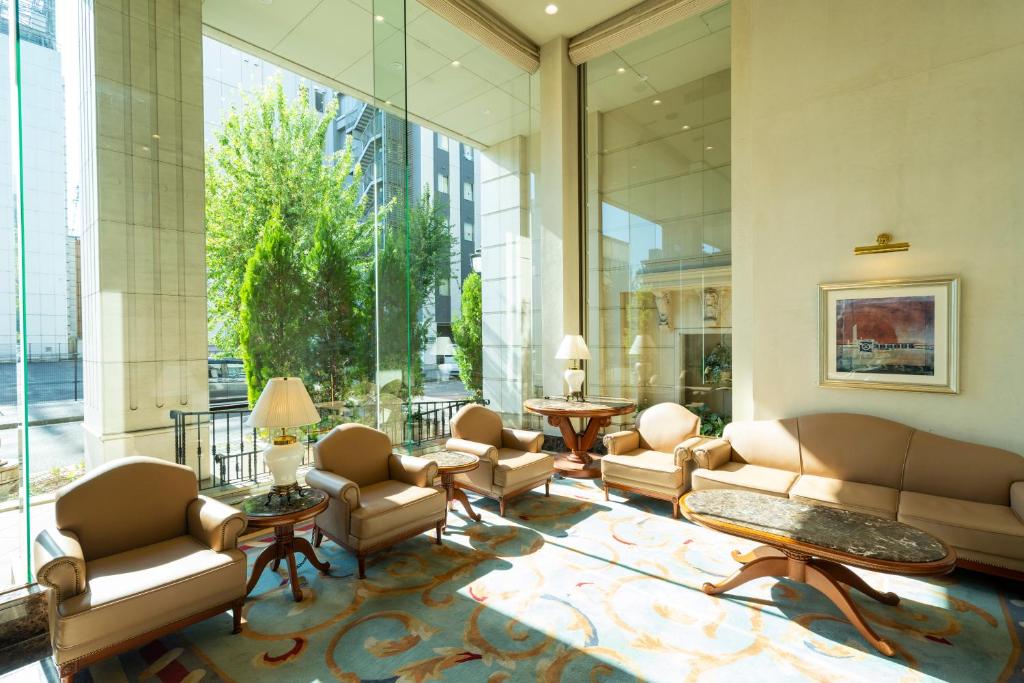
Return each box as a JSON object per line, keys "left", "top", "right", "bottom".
{"left": 72, "top": 479, "right": 1023, "bottom": 682}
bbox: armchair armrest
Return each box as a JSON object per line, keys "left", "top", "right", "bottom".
{"left": 501, "top": 428, "right": 543, "bottom": 453}
{"left": 389, "top": 453, "right": 438, "bottom": 488}
{"left": 690, "top": 438, "right": 732, "bottom": 470}
{"left": 446, "top": 438, "right": 498, "bottom": 464}
{"left": 187, "top": 496, "right": 248, "bottom": 552}
{"left": 33, "top": 528, "right": 86, "bottom": 602}
{"left": 1012, "top": 482, "right": 1024, "bottom": 523}
{"left": 673, "top": 435, "right": 707, "bottom": 468}
{"left": 306, "top": 468, "right": 361, "bottom": 510}
{"left": 604, "top": 430, "right": 640, "bottom": 455}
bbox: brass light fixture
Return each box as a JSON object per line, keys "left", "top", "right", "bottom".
{"left": 854, "top": 233, "right": 909, "bottom": 255}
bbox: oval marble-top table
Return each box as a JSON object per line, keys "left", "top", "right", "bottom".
{"left": 682, "top": 489, "right": 956, "bottom": 656}
{"left": 523, "top": 397, "right": 636, "bottom": 479}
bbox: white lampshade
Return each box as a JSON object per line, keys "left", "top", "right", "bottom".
{"left": 556, "top": 334, "right": 591, "bottom": 361}
{"left": 246, "top": 377, "right": 321, "bottom": 429}
{"left": 628, "top": 334, "right": 655, "bottom": 356}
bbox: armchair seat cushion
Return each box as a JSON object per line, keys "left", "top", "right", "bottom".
{"left": 350, "top": 480, "right": 445, "bottom": 540}
{"left": 691, "top": 462, "right": 797, "bottom": 497}
{"left": 789, "top": 475, "right": 898, "bottom": 519}
{"left": 55, "top": 536, "right": 245, "bottom": 658}
{"left": 602, "top": 450, "right": 682, "bottom": 489}
{"left": 493, "top": 449, "right": 555, "bottom": 489}
{"left": 898, "top": 491, "right": 1024, "bottom": 561}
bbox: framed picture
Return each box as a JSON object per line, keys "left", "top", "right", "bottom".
{"left": 819, "top": 275, "right": 959, "bottom": 393}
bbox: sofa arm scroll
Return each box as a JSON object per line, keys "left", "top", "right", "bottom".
{"left": 187, "top": 496, "right": 248, "bottom": 551}
{"left": 33, "top": 528, "right": 86, "bottom": 602}
{"left": 1012, "top": 482, "right": 1024, "bottom": 523}
{"left": 502, "top": 428, "right": 543, "bottom": 453}
{"left": 673, "top": 436, "right": 707, "bottom": 468}
{"left": 389, "top": 453, "right": 439, "bottom": 488}
{"left": 691, "top": 438, "right": 731, "bottom": 470}
{"left": 446, "top": 438, "right": 498, "bottom": 464}
{"left": 604, "top": 430, "right": 640, "bottom": 455}
{"left": 306, "top": 468, "right": 361, "bottom": 510}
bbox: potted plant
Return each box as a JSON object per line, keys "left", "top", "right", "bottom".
{"left": 703, "top": 342, "right": 732, "bottom": 386}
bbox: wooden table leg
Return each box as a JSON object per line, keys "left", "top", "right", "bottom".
{"left": 441, "top": 472, "right": 480, "bottom": 532}
{"left": 246, "top": 522, "right": 331, "bottom": 602}
{"left": 703, "top": 547, "right": 899, "bottom": 657}
{"left": 245, "top": 543, "right": 278, "bottom": 596}
{"left": 549, "top": 415, "right": 609, "bottom": 479}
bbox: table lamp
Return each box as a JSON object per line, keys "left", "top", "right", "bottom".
{"left": 628, "top": 334, "right": 654, "bottom": 386}
{"left": 246, "top": 377, "right": 322, "bottom": 500}
{"left": 556, "top": 334, "right": 591, "bottom": 401}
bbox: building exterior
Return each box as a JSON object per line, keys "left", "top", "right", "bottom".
{"left": 0, "top": 0, "right": 77, "bottom": 360}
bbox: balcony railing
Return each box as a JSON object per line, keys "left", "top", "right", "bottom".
{"left": 170, "top": 397, "right": 487, "bottom": 491}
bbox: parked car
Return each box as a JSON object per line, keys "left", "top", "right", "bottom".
{"left": 438, "top": 357, "right": 461, "bottom": 380}
{"left": 209, "top": 358, "right": 248, "bottom": 406}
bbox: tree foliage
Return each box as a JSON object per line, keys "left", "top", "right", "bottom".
{"left": 452, "top": 271, "right": 483, "bottom": 397}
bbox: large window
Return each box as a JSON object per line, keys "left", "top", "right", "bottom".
{"left": 584, "top": 3, "right": 732, "bottom": 434}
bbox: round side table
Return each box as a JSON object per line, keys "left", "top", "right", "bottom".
{"left": 523, "top": 397, "right": 636, "bottom": 479}
{"left": 239, "top": 488, "right": 331, "bottom": 602}
{"left": 423, "top": 450, "right": 481, "bottom": 531}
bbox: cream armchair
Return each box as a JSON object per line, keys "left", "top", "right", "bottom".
{"left": 601, "top": 402, "right": 705, "bottom": 518}
{"left": 33, "top": 456, "right": 247, "bottom": 683}
{"left": 446, "top": 404, "right": 554, "bottom": 517}
{"left": 308, "top": 423, "right": 446, "bottom": 579}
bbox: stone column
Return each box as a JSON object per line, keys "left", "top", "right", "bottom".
{"left": 82, "top": 0, "right": 208, "bottom": 467}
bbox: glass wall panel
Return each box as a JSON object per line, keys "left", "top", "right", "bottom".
{"left": 584, "top": 3, "right": 731, "bottom": 435}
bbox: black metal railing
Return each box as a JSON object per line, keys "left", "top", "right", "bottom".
{"left": 171, "top": 397, "right": 487, "bottom": 490}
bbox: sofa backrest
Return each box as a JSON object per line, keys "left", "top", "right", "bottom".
{"left": 902, "top": 430, "right": 1024, "bottom": 505}
{"left": 723, "top": 418, "right": 801, "bottom": 472}
{"left": 314, "top": 423, "right": 391, "bottom": 487}
{"left": 451, "top": 403, "right": 503, "bottom": 449}
{"left": 797, "top": 413, "right": 913, "bottom": 488}
{"left": 55, "top": 456, "right": 198, "bottom": 561}
{"left": 636, "top": 402, "right": 700, "bottom": 452}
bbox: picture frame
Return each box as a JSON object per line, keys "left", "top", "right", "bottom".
{"left": 818, "top": 275, "right": 960, "bottom": 394}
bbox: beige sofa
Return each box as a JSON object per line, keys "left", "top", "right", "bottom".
{"left": 690, "top": 413, "right": 1024, "bottom": 577}
{"left": 33, "top": 456, "right": 248, "bottom": 682}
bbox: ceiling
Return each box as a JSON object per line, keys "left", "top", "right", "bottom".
{"left": 202, "top": 0, "right": 538, "bottom": 148}
{"left": 475, "top": 0, "right": 644, "bottom": 45}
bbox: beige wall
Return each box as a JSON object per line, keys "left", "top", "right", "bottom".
{"left": 732, "top": 0, "right": 1024, "bottom": 453}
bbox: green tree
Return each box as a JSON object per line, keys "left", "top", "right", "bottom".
{"left": 206, "top": 80, "right": 369, "bottom": 358}
{"left": 452, "top": 271, "right": 483, "bottom": 397}
{"left": 238, "top": 209, "right": 309, "bottom": 403}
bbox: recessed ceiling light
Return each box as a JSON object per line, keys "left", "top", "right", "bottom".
{"left": 652, "top": 99, "right": 662, "bottom": 106}
{"left": 545, "top": 4, "right": 558, "bottom": 15}
{"left": 151, "top": 133, "right": 160, "bottom": 139}
{"left": 451, "top": 60, "right": 460, "bottom": 67}
{"left": 384, "top": 100, "right": 392, "bottom": 105}
{"left": 390, "top": 61, "right": 403, "bottom": 71}
{"left": 639, "top": 74, "right": 648, "bottom": 81}
{"left": 374, "top": 14, "right": 384, "bottom": 22}
{"left": 682, "top": 124, "right": 690, "bottom": 130}
{"left": 705, "top": 145, "right": 714, "bottom": 150}
{"left": 616, "top": 67, "right": 626, "bottom": 74}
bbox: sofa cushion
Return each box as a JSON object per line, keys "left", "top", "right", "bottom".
{"left": 691, "top": 462, "right": 797, "bottom": 497}
{"left": 902, "top": 431, "right": 1024, "bottom": 506}
{"left": 789, "top": 475, "right": 898, "bottom": 518}
{"left": 55, "top": 536, "right": 245, "bottom": 658}
{"left": 492, "top": 449, "right": 554, "bottom": 488}
{"left": 350, "top": 480, "right": 445, "bottom": 539}
{"left": 898, "top": 491, "right": 1024, "bottom": 562}
{"left": 602, "top": 450, "right": 682, "bottom": 489}
{"left": 722, "top": 418, "right": 801, "bottom": 472}
{"left": 797, "top": 413, "right": 913, "bottom": 489}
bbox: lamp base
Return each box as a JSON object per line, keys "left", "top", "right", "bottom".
{"left": 263, "top": 440, "right": 305, "bottom": 501}
{"left": 266, "top": 482, "right": 302, "bottom": 503}
{"left": 564, "top": 367, "right": 585, "bottom": 402}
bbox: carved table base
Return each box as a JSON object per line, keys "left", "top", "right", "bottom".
{"left": 547, "top": 414, "right": 611, "bottom": 479}
{"left": 246, "top": 522, "right": 331, "bottom": 602}
{"left": 703, "top": 545, "right": 900, "bottom": 656}
{"left": 441, "top": 471, "right": 481, "bottom": 531}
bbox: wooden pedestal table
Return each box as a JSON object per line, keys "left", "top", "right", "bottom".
{"left": 681, "top": 489, "right": 956, "bottom": 656}
{"left": 240, "top": 488, "right": 331, "bottom": 602}
{"left": 523, "top": 397, "right": 636, "bottom": 479}
{"left": 423, "top": 450, "right": 481, "bottom": 531}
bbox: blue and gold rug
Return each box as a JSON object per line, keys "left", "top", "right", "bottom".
{"left": 75, "top": 479, "right": 1023, "bottom": 682}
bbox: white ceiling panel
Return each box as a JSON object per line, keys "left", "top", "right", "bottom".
{"left": 202, "top": 0, "right": 321, "bottom": 49}
{"left": 273, "top": 2, "right": 376, "bottom": 80}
